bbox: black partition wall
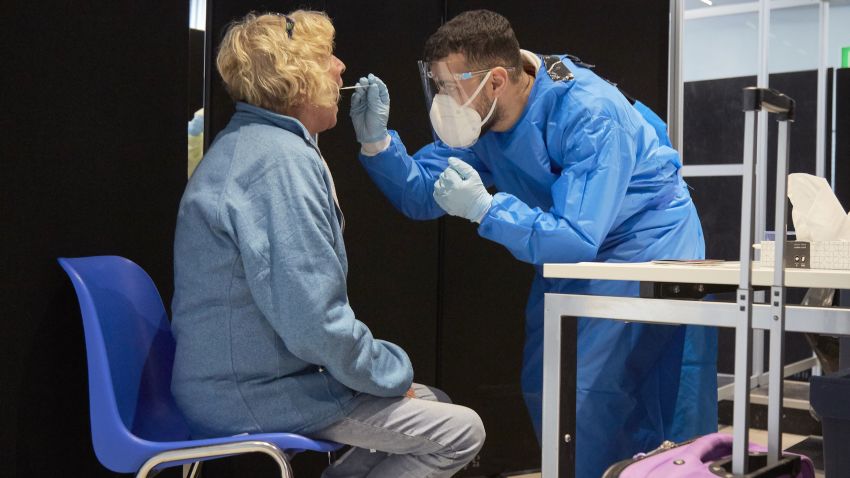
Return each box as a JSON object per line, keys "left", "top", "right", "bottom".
{"left": 205, "top": 1, "right": 672, "bottom": 476}
{"left": 207, "top": 0, "right": 668, "bottom": 476}
{"left": 1, "top": 1, "right": 673, "bottom": 477}
{"left": 836, "top": 68, "right": 850, "bottom": 207}
{"left": 2, "top": 2, "right": 188, "bottom": 477}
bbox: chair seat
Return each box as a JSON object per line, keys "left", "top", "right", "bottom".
{"left": 152, "top": 432, "right": 343, "bottom": 454}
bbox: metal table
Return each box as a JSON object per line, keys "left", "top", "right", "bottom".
{"left": 540, "top": 261, "right": 850, "bottom": 477}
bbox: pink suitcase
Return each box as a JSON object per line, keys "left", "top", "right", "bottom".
{"left": 602, "top": 433, "right": 815, "bottom": 478}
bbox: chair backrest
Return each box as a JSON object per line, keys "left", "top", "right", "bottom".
{"left": 58, "top": 256, "right": 190, "bottom": 469}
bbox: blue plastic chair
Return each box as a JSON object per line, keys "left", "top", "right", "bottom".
{"left": 58, "top": 255, "right": 341, "bottom": 477}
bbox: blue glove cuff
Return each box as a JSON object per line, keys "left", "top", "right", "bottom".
{"left": 360, "top": 135, "right": 391, "bottom": 156}
{"left": 360, "top": 130, "right": 389, "bottom": 144}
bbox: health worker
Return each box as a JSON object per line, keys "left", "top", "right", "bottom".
{"left": 348, "top": 9, "right": 718, "bottom": 477}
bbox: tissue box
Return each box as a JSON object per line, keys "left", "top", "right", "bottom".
{"left": 760, "top": 240, "right": 850, "bottom": 270}
{"left": 759, "top": 241, "right": 810, "bottom": 268}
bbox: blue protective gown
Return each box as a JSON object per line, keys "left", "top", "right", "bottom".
{"left": 358, "top": 54, "right": 717, "bottom": 477}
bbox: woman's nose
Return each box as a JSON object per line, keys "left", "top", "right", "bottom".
{"left": 334, "top": 55, "right": 346, "bottom": 75}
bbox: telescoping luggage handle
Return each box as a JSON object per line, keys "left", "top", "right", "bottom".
{"left": 733, "top": 86, "right": 796, "bottom": 475}
{"left": 742, "top": 87, "right": 796, "bottom": 121}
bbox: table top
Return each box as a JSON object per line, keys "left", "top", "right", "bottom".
{"left": 543, "top": 261, "right": 850, "bottom": 289}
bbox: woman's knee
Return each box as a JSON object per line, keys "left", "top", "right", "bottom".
{"left": 448, "top": 406, "right": 486, "bottom": 460}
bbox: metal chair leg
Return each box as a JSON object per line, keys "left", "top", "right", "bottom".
{"left": 136, "top": 441, "right": 293, "bottom": 478}
{"left": 182, "top": 462, "right": 202, "bottom": 478}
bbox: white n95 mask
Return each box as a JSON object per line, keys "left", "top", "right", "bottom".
{"left": 428, "top": 71, "right": 497, "bottom": 148}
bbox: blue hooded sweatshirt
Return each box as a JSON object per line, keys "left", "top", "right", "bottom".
{"left": 170, "top": 102, "right": 413, "bottom": 438}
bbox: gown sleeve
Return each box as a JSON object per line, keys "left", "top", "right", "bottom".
{"left": 358, "top": 130, "right": 493, "bottom": 220}
{"left": 477, "top": 115, "right": 636, "bottom": 265}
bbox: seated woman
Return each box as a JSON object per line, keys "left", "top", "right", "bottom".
{"left": 170, "top": 11, "right": 484, "bottom": 478}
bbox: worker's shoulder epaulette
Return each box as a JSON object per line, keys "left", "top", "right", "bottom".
{"left": 542, "top": 55, "right": 574, "bottom": 82}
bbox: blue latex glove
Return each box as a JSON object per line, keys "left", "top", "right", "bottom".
{"left": 350, "top": 73, "right": 390, "bottom": 144}
{"left": 433, "top": 158, "right": 493, "bottom": 223}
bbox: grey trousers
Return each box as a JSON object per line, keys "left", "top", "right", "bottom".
{"left": 310, "top": 383, "right": 485, "bottom": 478}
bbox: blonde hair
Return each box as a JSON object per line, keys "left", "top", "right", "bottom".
{"left": 216, "top": 11, "right": 337, "bottom": 113}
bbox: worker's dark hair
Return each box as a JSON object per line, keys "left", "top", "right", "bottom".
{"left": 423, "top": 10, "right": 523, "bottom": 82}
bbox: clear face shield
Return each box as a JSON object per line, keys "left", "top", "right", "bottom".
{"left": 418, "top": 60, "right": 513, "bottom": 148}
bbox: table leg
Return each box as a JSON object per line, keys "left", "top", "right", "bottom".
{"left": 542, "top": 294, "right": 577, "bottom": 477}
